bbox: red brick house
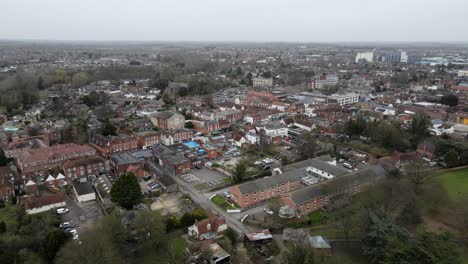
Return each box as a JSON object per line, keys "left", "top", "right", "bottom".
{"left": 152, "top": 144, "right": 192, "bottom": 175}
{"left": 417, "top": 141, "right": 436, "bottom": 159}
{"left": 0, "top": 167, "right": 14, "bottom": 201}
{"left": 187, "top": 214, "right": 228, "bottom": 240}
{"left": 91, "top": 134, "right": 138, "bottom": 156}
{"left": 281, "top": 165, "right": 386, "bottom": 217}
{"left": 135, "top": 131, "right": 161, "bottom": 149}
{"left": 63, "top": 155, "right": 107, "bottom": 181}
{"left": 16, "top": 144, "right": 97, "bottom": 174}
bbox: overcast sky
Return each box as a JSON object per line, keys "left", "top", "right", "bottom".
{"left": 1, "top": 0, "right": 467, "bottom": 42}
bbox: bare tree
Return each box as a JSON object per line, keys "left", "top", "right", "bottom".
{"left": 404, "top": 160, "right": 434, "bottom": 194}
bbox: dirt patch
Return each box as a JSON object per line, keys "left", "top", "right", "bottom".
{"left": 423, "top": 216, "right": 458, "bottom": 234}
{"left": 151, "top": 193, "right": 183, "bottom": 215}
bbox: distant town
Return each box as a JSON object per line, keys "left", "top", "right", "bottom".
{"left": 0, "top": 41, "right": 467, "bottom": 264}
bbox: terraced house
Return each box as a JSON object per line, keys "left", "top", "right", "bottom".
{"left": 16, "top": 143, "right": 96, "bottom": 174}
{"left": 280, "top": 165, "right": 386, "bottom": 218}
{"left": 230, "top": 156, "right": 350, "bottom": 208}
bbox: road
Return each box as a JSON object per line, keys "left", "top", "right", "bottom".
{"left": 172, "top": 173, "right": 288, "bottom": 253}
{"left": 171, "top": 173, "right": 249, "bottom": 234}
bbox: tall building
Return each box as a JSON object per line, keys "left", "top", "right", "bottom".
{"left": 355, "top": 51, "right": 374, "bottom": 63}
{"left": 252, "top": 77, "right": 273, "bottom": 87}
{"left": 400, "top": 51, "right": 408, "bottom": 63}
{"left": 309, "top": 74, "right": 339, "bottom": 90}
{"left": 383, "top": 52, "right": 401, "bottom": 63}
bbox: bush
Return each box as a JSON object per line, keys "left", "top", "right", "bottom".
{"left": 0, "top": 221, "right": 6, "bottom": 233}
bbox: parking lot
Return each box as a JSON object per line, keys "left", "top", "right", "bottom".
{"left": 180, "top": 168, "right": 229, "bottom": 190}
{"left": 60, "top": 197, "right": 104, "bottom": 233}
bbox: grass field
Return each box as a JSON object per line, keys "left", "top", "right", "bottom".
{"left": 168, "top": 238, "right": 187, "bottom": 258}
{"left": 436, "top": 167, "right": 468, "bottom": 202}
{"left": 0, "top": 205, "right": 17, "bottom": 240}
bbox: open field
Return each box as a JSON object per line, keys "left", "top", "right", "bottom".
{"left": 436, "top": 167, "right": 468, "bottom": 202}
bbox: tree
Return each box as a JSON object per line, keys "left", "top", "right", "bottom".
{"left": 36, "top": 76, "right": 45, "bottom": 90}
{"left": 233, "top": 162, "right": 247, "bottom": 183}
{"left": 100, "top": 213, "right": 128, "bottom": 253}
{"left": 110, "top": 172, "right": 142, "bottom": 210}
{"left": 382, "top": 232, "right": 460, "bottom": 264}
{"left": 404, "top": 160, "right": 434, "bottom": 194}
{"left": 133, "top": 210, "right": 166, "bottom": 251}
{"left": 40, "top": 229, "right": 70, "bottom": 263}
{"left": 180, "top": 212, "right": 196, "bottom": 227}
{"left": 0, "top": 148, "right": 10, "bottom": 166}
{"left": 284, "top": 242, "right": 315, "bottom": 264}
{"left": 224, "top": 227, "right": 239, "bottom": 246}
{"left": 440, "top": 94, "right": 459, "bottom": 107}
{"left": 185, "top": 121, "right": 194, "bottom": 129}
{"left": 410, "top": 113, "right": 430, "bottom": 142}
{"left": 282, "top": 155, "right": 289, "bottom": 166}
{"left": 396, "top": 199, "right": 422, "bottom": 226}
{"left": 100, "top": 122, "right": 117, "bottom": 137}
{"left": 362, "top": 211, "right": 409, "bottom": 264}
{"left": 445, "top": 148, "right": 459, "bottom": 168}
{"left": 0, "top": 221, "right": 6, "bottom": 233}
{"left": 56, "top": 230, "right": 125, "bottom": 264}
{"left": 72, "top": 72, "right": 89, "bottom": 88}
{"left": 268, "top": 197, "right": 282, "bottom": 215}
{"left": 344, "top": 115, "right": 367, "bottom": 136}
{"left": 298, "top": 133, "right": 317, "bottom": 160}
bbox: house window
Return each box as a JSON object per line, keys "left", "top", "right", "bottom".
{"left": 206, "top": 224, "right": 211, "bottom": 230}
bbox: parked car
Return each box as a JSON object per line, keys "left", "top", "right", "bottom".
{"left": 56, "top": 208, "right": 69, "bottom": 215}
{"left": 59, "top": 222, "right": 73, "bottom": 229}
{"left": 264, "top": 208, "right": 274, "bottom": 215}
{"left": 72, "top": 234, "right": 79, "bottom": 240}
{"left": 223, "top": 191, "right": 231, "bottom": 198}
{"left": 143, "top": 175, "right": 152, "bottom": 181}
{"left": 65, "top": 228, "right": 77, "bottom": 235}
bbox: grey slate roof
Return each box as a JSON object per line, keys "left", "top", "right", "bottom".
{"left": 289, "top": 165, "right": 386, "bottom": 205}
{"left": 307, "top": 159, "right": 349, "bottom": 177}
{"left": 110, "top": 152, "right": 140, "bottom": 166}
{"left": 74, "top": 182, "right": 95, "bottom": 195}
{"left": 237, "top": 155, "right": 336, "bottom": 195}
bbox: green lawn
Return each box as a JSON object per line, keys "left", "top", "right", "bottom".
{"left": 0, "top": 205, "right": 17, "bottom": 240}
{"left": 168, "top": 238, "right": 187, "bottom": 258}
{"left": 223, "top": 177, "right": 233, "bottom": 184}
{"left": 211, "top": 195, "right": 240, "bottom": 210}
{"left": 211, "top": 195, "right": 226, "bottom": 206}
{"left": 436, "top": 168, "right": 468, "bottom": 202}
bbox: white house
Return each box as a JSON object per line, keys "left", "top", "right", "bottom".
{"left": 73, "top": 182, "right": 96, "bottom": 203}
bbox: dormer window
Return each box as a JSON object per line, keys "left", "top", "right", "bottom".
{"left": 206, "top": 224, "right": 211, "bottom": 230}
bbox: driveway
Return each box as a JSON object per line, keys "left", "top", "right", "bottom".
{"left": 60, "top": 196, "right": 104, "bottom": 233}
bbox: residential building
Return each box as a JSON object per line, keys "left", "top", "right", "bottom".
{"left": 355, "top": 51, "right": 374, "bottom": 63}
{"left": 17, "top": 144, "right": 96, "bottom": 173}
{"left": 73, "top": 181, "right": 96, "bottom": 203}
{"left": 152, "top": 144, "right": 192, "bottom": 175}
{"left": 135, "top": 131, "right": 161, "bottom": 149}
{"left": 252, "top": 77, "right": 273, "bottom": 87}
{"left": 92, "top": 134, "right": 138, "bottom": 156}
{"left": 149, "top": 111, "right": 185, "bottom": 130}
{"left": 187, "top": 214, "right": 227, "bottom": 240}
{"left": 63, "top": 156, "right": 108, "bottom": 181}
{"left": 230, "top": 156, "right": 348, "bottom": 208}
{"left": 280, "top": 165, "right": 386, "bottom": 217}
